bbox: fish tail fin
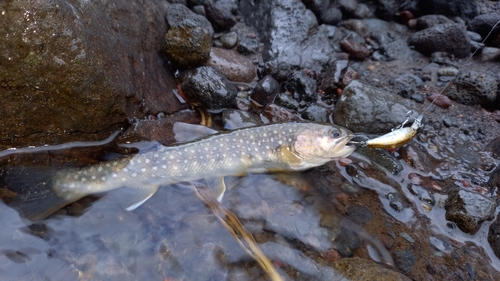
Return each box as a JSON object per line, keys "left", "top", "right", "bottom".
{"left": 3, "top": 167, "right": 83, "bottom": 221}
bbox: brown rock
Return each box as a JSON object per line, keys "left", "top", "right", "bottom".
{"left": 208, "top": 48, "right": 256, "bottom": 83}
{"left": 340, "top": 39, "right": 370, "bottom": 60}
{"left": 0, "top": 0, "right": 181, "bottom": 149}
{"left": 426, "top": 93, "right": 452, "bottom": 109}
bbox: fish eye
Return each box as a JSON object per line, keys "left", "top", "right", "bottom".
{"left": 328, "top": 128, "right": 340, "bottom": 138}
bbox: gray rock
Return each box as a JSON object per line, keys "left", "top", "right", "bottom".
{"left": 239, "top": 0, "right": 337, "bottom": 73}
{"left": 275, "top": 93, "right": 300, "bottom": 111}
{"left": 321, "top": 7, "right": 343, "bottom": 25}
{"left": 445, "top": 189, "right": 496, "bottom": 234}
{"left": 469, "top": 13, "right": 500, "bottom": 39}
{"left": 284, "top": 70, "right": 318, "bottom": 103}
{"left": 393, "top": 250, "right": 416, "bottom": 274}
{"left": 333, "top": 80, "right": 412, "bottom": 134}
{"left": 408, "top": 23, "right": 470, "bottom": 58}
{"left": 220, "top": 31, "right": 238, "bottom": 48}
{"left": 353, "top": 4, "right": 373, "bottom": 19}
{"left": 204, "top": 0, "right": 237, "bottom": 31}
{"left": 480, "top": 47, "right": 500, "bottom": 62}
{"left": 321, "top": 60, "right": 349, "bottom": 96}
{"left": 415, "top": 14, "right": 454, "bottom": 30}
{"left": 339, "top": 0, "right": 358, "bottom": 14}
{"left": 444, "top": 71, "right": 498, "bottom": 105}
{"left": 180, "top": 66, "right": 238, "bottom": 110}
{"left": 236, "top": 36, "right": 260, "bottom": 55}
{"left": 0, "top": 0, "right": 181, "bottom": 149}
{"left": 163, "top": 4, "right": 213, "bottom": 68}
{"left": 301, "top": 103, "right": 329, "bottom": 122}
{"left": 372, "top": 0, "right": 401, "bottom": 21}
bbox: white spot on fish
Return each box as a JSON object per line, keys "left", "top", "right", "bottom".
{"left": 132, "top": 173, "right": 137, "bottom": 177}
{"left": 173, "top": 166, "right": 178, "bottom": 170}
{"left": 137, "top": 159, "right": 142, "bottom": 164}
{"left": 70, "top": 183, "right": 75, "bottom": 188}
{"left": 91, "top": 176, "right": 96, "bottom": 180}
{"left": 73, "top": 174, "right": 79, "bottom": 179}
{"left": 141, "top": 168, "right": 146, "bottom": 172}
{"left": 154, "top": 153, "right": 159, "bottom": 158}
{"left": 122, "top": 178, "right": 126, "bottom": 181}
{"left": 273, "top": 130, "right": 278, "bottom": 134}
{"left": 145, "top": 159, "right": 150, "bottom": 164}
{"left": 123, "top": 168, "right": 128, "bottom": 172}
{"left": 162, "top": 165, "right": 167, "bottom": 169}
{"left": 101, "top": 177, "right": 106, "bottom": 181}
{"left": 130, "top": 160, "right": 134, "bottom": 165}
{"left": 266, "top": 146, "right": 270, "bottom": 149}
{"left": 113, "top": 162, "right": 118, "bottom": 166}
{"left": 112, "top": 174, "right": 117, "bottom": 178}
{"left": 278, "top": 141, "right": 283, "bottom": 145}
{"left": 153, "top": 166, "right": 158, "bottom": 171}
{"left": 263, "top": 133, "right": 267, "bottom": 137}
{"left": 81, "top": 178, "right": 87, "bottom": 182}
{"left": 98, "top": 167, "right": 103, "bottom": 172}
{"left": 105, "top": 163, "right": 110, "bottom": 168}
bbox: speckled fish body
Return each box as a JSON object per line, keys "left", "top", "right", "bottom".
{"left": 51, "top": 122, "right": 355, "bottom": 208}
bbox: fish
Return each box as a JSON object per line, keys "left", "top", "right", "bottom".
{"left": 8, "top": 122, "right": 355, "bottom": 220}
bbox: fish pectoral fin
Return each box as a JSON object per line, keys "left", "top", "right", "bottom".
{"left": 278, "top": 146, "right": 303, "bottom": 167}
{"left": 109, "top": 184, "right": 159, "bottom": 211}
{"left": 204, "top": 177, "right": 227, "bottom": 202}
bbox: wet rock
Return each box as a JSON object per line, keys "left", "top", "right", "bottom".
{"left": 445, "top": 189, "right": 496, "bottom": 234}
{"left": 393, "top": 73, "right": 425, "bottom": 99}
{"left": 469, "top": 13, "right": 500, "bottom": 40}
{"left": 363, "top": 19, "right": 415, "bottom": 61}
{"left": 118, "top": 111, "right": 201, "bottom": 145}
{"left": 341, "top": 67, "right": 360, "bottom": 88}
{"left": 416, "top": 0, "right": 478, "bottom": 21}
{"left": 236, "top": 36, "right": 260, "bottom": 55}
{"left": 444, "top": 71, "right": 498, "bottom": 105}
{"left": 430, "top": 52, "right": 459, "bottom": 67}
{"left": 262, "top": 104, "right": 298, "bottom": 123}
{"left": 347, "top": 205, "right": 373, "bottom": 225}
{"left": 437, "top": 67, "right": 459, "bottom": 76}
{"left": 180, "top": 66, "right": 238, "bottom": 110}
{"left": 373, "top": 0, "right": 400, "bottom": 21}
{"left": 301, "top": 103, "right": 329, "bottom": 122}
{"left": 302, "top": 0, "right": 330, "bottom": 22}
{"left": 163, "top": 4, "right": 213, "bottom": 68}
{"left": 284, "top": 70, "right": 318, "bottom": 103}
{"left": 340, "top": 39, "right": 370, "bottom": 60}
{"left": 208, "top": 48, "right": 256, "bottom": 83}
{"left": 222, "top": 109, "right": 262, "bottom": 130}
{"left": 487, "top": 166, "right": 500, "bottom": 191}
{"left": 204, "top": 0, "right": 237, "bottom": 31}
{"left": 0, "top": 0, "right": 181, "bottom": 149}
{"left": 274, "top": 93, "right": 300, "bottom": 111}
{"left": 415, "top": 15, "right": 454, "bottom": 30}
{"left": 333, "top": 80, "right": 413, "bottom": 134}
{"left": 333, "top": 228, "right": 360, "bottom": 257}
{"left": 219, "top": 31, "right": 238, "bottom": 49}
{"left": 408, "top": 185, "right": 435, "bottom": 206}
{"left": 239, "top": 0, "right": 336, "bottom": 72}
{"left": 388, "top": 193, "right": 410, "bottom": 212}
{"left": 393, "top": 250, "right": 416, "bottom": 274}
{"left": 489, "top": 212, "right": 500, "bottom": 260}
{"left": 321, "top": 60, "right": 349, "bottom": 96}
{"left": 408, "top": 23, "right": 470, "bottom": 58}
{"left": 192, "top": 5, "right": 206, "bottom": 16}
{"left": 249, "top": 75, "right": 280, "bottom": 108}
{"left": 480, "top": 47, "right": 500, "bottom": 62}
{"left": 333, "top": 257, "right": 412, "bottom": 281}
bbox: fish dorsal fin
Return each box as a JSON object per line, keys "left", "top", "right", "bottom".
{"left": 173, "top": 122, "right": 218, "bottom": 143}
{"left": 278, "top": 146, "right": 303, "bottom": 167}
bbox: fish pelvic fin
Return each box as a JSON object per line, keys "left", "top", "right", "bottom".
{"left": 108, "top": 184, "right": 159, "bottom": 211}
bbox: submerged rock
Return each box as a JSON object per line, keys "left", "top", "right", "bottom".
{"left": 445, "top": 189, "right": 496, "bottom": 234}
{"left": 0, "top": 0, "right": 181, "bottom": 149}
{"left": 333, "top": 257, "right": 412, "bottom": 281}
{"left": 249, "top": 75, "right": 280, "bottom": 108}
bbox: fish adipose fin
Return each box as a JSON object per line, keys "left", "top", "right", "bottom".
{"left": 108, "top": 184, "right": 159, "bottom": 211}
{"left": 5, "top": 167, "right": 83, "bottom": 221}
{"left": 173, "top": 122, "right": 218, "bottom": 143}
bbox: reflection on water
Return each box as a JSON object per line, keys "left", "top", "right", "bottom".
{"left": 1, "top": 131, "right": 499, "bottom": 280}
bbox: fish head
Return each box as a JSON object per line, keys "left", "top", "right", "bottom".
{"left": 292, "top": 124, "right": 355, "bottom": 165}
